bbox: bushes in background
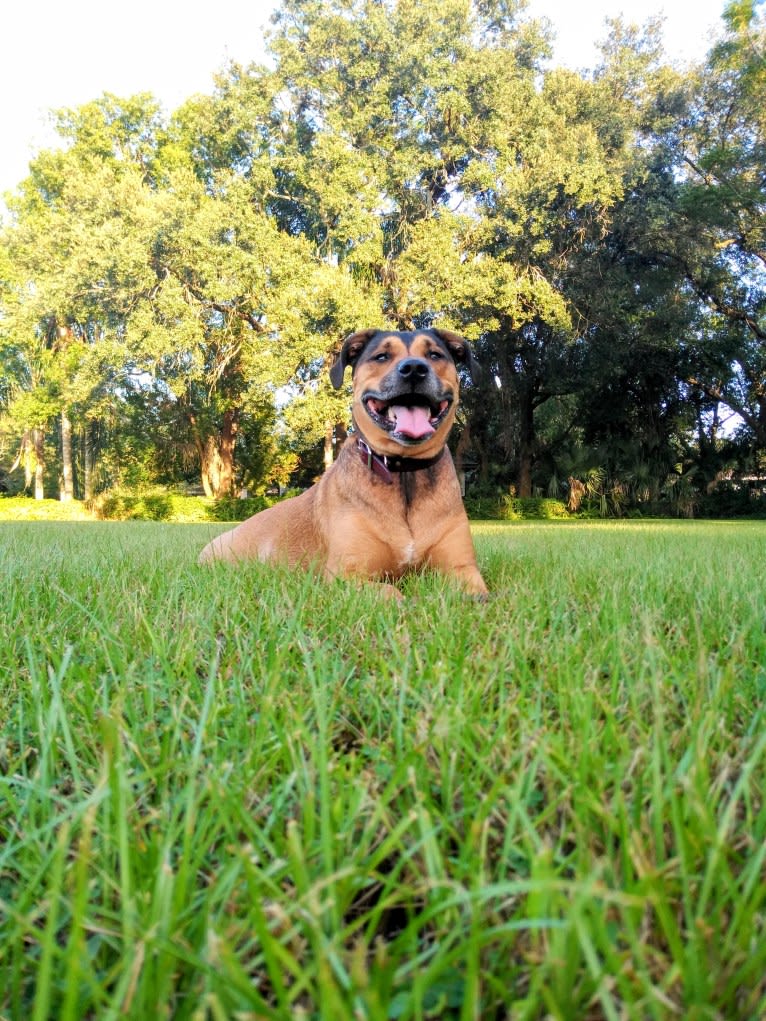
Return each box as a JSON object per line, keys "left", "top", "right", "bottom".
{"left": 86, "top": 487, "right": 283, "bottom": 521}
{"left": 204, "top": 494, "right": 276, "bottom": 521}
{"left": 0, "top": 488, "right": 569, "bottom": 523}
{"left": 87, "top": 488, "right": 210, "bottom": 522}
{"left": 3, "top": 488, "right": 571, "bottom": 523}
{"left": 463, "top": 492, "right": 569, "bottom": 520}
{"left": 0, "top": 498, "right": 92, "bottom": 521}
{"left": 0, "top": 488, "right": 283, "bottom": 523}
{"left": 697, "top": 483, "right": 766, "bottom": 519}
{"left": 6, "top": 485, "right": 763, "bottom": 523}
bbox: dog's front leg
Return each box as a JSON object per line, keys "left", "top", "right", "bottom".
{"left": 426, "top": 523, "right": 488, "bottom": 599}
{"left": 323, "top": 526, "right": 403, "bottom": 598}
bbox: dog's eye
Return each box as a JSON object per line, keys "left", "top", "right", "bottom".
{"left": 374, "top": 352, "right": 390, "bottom": 362}
{"left": 428, "top": 349, "right": 445, "bottom": 360}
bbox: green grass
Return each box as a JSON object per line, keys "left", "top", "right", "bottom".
{"left": 1, "top": 519, "right": 764, "bottom": 1020}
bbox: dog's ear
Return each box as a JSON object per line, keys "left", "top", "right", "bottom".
{"left": 330, "top": 328, "right": 380, "bottom": 389}
{"left": 432, "top": 328, "right": 481, "bottom": 383}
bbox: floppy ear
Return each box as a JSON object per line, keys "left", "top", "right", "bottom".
{"left": 432, "top": 328, "right": 481, "bottom": 383}
{"left": 329, "top": 328, "right": 379, "bottom": 389}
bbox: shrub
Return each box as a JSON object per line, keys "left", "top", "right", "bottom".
{"left": 463, "top": 493, "right": 569, "bottom": 520}
{"left": 89, "top": 488, "right": 222, "bottom": 522}
{"left": 165, "top": 495, "right": 218, "bottom": 523}
{"left": 3, "top": 489, "right": 286, "bottom": 523}
{"left": 463, "top": 494, "right": 506, "bottom": 519}
{"left": 505, "top": 496, "right": 569, "bottom": 520}
{"left": 698, "top": 483, "right": 766, "bottom": 519}
{"left": 0, "top": 497, "right": 92, "bottom": 521}
{"left": 205, "top": 494, "right": 276, "bottom": 521}
{"left": 87, "top": 487, "right": 289, "bottom": 522}
{"left": 89, "top": 487, "right": 174, "bottom": 521}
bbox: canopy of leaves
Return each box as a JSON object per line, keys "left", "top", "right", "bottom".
{"left": 1, "top": 0, "right": 764, "bottom": 508}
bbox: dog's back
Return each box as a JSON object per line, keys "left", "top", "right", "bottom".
{"left": 199, "top": 485, "right": 322, "bottom": 566}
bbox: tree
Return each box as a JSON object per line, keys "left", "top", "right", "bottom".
{"left": 263, "top": 0, "right": 670, "bottom": 495}
{"left": 0, "top": 96, "right": 163, "bottom": 498}
{"left": 1, "top": 89, "right": 380, "bottom": 498}
{"left": 2, "top": 0, "right": 763, "bottom": 511}
{"left": 667, "top": 0, "right": 766, "bottom": 449}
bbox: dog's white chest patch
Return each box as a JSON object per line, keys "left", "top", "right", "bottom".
{"left": 400, "top": 540, "right": 417, "bottom": 566}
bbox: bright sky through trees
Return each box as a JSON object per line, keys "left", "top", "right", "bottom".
{"left": 1, "top": 0, "right": 727, "bottom": 207}
{"left": 2, "top": 0, "right": 763, "bottom": 506}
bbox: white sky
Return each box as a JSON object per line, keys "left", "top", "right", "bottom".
{"left": 1, "top": 0, "right": 727, "bottom": 207}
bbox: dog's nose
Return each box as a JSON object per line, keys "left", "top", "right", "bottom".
{"left": 397, "top": 358, "right": 429, "bottom": 382}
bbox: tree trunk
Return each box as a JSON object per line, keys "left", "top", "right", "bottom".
{"left": 454, "top": 420, "right": 471, "bottom": 496}
{"left": 32, "top": 428, "right": 45, "bottom": 500}
{"left": 21, "top": 431, "right": 33, "bottom": 492}
{"left": 83, "top": 423, "right": 95, "bottom": 501}
{"left": 60, "top": 410, "right": 74, "bottom": 501}
{"left": 324, "top": 422, "right": 334, "bottom": 471}
{"left": 323, "top": 422, "right": 347, "bottom": 470}
{"left": 517, "top": 391, "right": 535, "bottom": 498}
{"left": 198, "top": 458, "right": 215, "bottom": 499}
{"left": 194, "top": 409, "right": 239, "bottom": 498}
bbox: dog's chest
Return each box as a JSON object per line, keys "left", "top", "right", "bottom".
{"left": 373, "top": 516, "right": 423, "bottom": 574}
{"left": 399, "top": 539, "right": 418, "bottom": 567}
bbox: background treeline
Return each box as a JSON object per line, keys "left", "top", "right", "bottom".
{"left": 1, "top": 0, "right": 764, "bottom": 517}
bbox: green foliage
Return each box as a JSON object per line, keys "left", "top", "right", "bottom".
{"left": 698, "top": 482, "right": 766, "bottom": 519}
{"left": 462, "top": 493, "right": 507, "bottom": 520}
{"left": 0, "top": 488, "right": 297, "bottom": 523}
{"left": 0, "top": 497, "right": 91, "bottom": 521}
{"left": 1, "top": 0, "right": 765, "bottom": 514}
{"left": 464, "top": 492, "right": 569, "bottom": 520}
{"left": 0, "top": 77, "right": 380, "bottom": 502}
{"left": 666, "top": 0, "right": 766, "bottom": 448}
{"left": 1, "top": 520, "right": 764, "bottom": 1018}
{"left": 86, "top": 488, "right": 290, "bottom": 522}
{"left": 504, "top": 496, "right": 569, "bottom": 519}
{"left": 203, "top": 493, "right": 276, "bottom": 521}
{"left": 88, "top": 487, "right": 179, "bottom": 521}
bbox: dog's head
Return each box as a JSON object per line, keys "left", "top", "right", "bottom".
{"left": 330, "top": 328, "right": 478, "bottom": 457}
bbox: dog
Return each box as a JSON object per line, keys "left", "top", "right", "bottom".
{"left": 199, "top": 328, "right": 488, "bottom": 597}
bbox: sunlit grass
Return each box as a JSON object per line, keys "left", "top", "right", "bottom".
{"left": 1, "top": 520, "right": 764, "bottom": 1019}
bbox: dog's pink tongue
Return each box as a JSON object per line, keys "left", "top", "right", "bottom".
{"left": 391, "top": 405, "right": 434, "bottom": 438}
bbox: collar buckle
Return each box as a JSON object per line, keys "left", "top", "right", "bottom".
{"left": 357, "top": 438, "right": 394, "bottom": 484}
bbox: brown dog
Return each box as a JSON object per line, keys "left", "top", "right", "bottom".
{"left": 199, "top": 328, "right": 488, "bottom": 597}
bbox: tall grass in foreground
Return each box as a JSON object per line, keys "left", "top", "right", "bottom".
{"left": 0, "top": 520, "right": 764, "bottom": 1020}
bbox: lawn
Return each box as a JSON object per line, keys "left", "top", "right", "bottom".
{"left": 1, "top": 520, "right": 764, "bottom": 1020}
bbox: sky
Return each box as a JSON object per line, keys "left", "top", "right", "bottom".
{"left": 1, "top": 0, "right": 729, "bottom": 206}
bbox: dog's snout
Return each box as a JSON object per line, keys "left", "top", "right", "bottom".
{"left": 397, "top": 358, "right": 429, "bottom": 382}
